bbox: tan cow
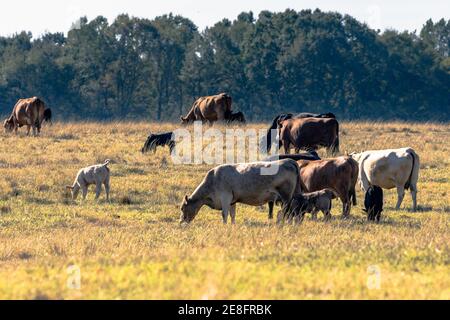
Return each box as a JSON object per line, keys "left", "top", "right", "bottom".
{"left": 180, "top": 159, "right": 301, "bottom": 225}
{"left": 181, "top": 93, "right": 232, "bottom": 125}
{"left": 4, "top": 97, "right": 47, "bottom": 136}
{"left": 296, "top": 157, "right": 359, "bottom": 217}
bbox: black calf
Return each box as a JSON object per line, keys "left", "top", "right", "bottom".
{"left": 364, "top": 186, "right": 384, "bottom": 222}
{"left": 142, "top": 132, "right": 175, "bottom": 154}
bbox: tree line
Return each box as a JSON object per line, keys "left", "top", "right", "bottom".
{"left": 0, "top": 9, "right": 448, "bottom": 121}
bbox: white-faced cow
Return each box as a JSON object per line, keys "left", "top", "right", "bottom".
{"left": 180, "top": 159, "right": 301, "bottom": 225}
{"left": 350, "top": 148, "right": 420, "bottom": 211}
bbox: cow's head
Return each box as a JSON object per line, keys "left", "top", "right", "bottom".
{"left": 3, "top": 118, "right": 14, "bottom": 132}
{"left": 180, "top": 116, "right": 190, "bottom": 125}
{"left": 180, "top": 195, "right": 201, "bottom": 224}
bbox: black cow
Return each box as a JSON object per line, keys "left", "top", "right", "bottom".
{"left": 142, "top": 132, "right": 175, "bottom": 154}
{"left": 364, "top": 186, "right": 384, "bottom": 222}
{"left": 227, "top": 111, "right": 246, "bottom": 124}
{"left": 43, "top": 108, "right": 52, "bottom": 124}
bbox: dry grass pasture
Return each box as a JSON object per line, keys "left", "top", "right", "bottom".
{"left": 0, "top": 121, "right": 449, "bottom": 300}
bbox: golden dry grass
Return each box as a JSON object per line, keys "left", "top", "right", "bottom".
{"left": 0, "top": 121, "right": 449, "bottom": 300}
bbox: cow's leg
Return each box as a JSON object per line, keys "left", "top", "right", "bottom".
{"left": 282, "top": 140, "right": 291, "bottom": 154}
{"left": 341, "top": 195, "right": 351, "bottom": 217}
{"left": 104, "top": 180, "right": 111, "bottom": 202}
{"left": 26, "top": 125, "right": 31, "bottom": 136}
{"left": 81, "top": 185, "right": 88, "bottom": 201}
{"left": 395, "top": 186, "right": 405, "bottom": 210}
{"left": 230, "top": 204, "right": 237, "bottom": 225}
{"left": 294, "top": 212, "right": 305, "bottom": 225}
{"left": 323, "top": 209, "right": 332, "bottom": 221}
{"left": 311, "top": 208, "right": 319, "bottom": 221}
{"left": 220, "top": 193, "right": 233, "bottom": 224}
{"left": 410, "top": 184, "right": 418, "bottom": 212}
{"left": 268, "top": 201, "right": 274, "bottom": 220}
{"left": 94, "top": 183, "right": 103, "bottom": 200}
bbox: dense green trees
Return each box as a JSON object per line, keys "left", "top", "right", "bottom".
{"left": 0, "top": 10, "right": 448, "bottom": 121}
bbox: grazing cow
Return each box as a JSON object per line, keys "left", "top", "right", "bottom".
{"left": 3, "top": 97, "right": 47, "bottom": 136}
{"left": 297, "top": 157, "right": 358, "bottom": 217}
{"left": 350, "top": 148, "right": 420, "bottom": 211}
{"left": 261, "top": 112, "right": 336, "bottom": 152}
{"left": 278, "top": 189, "right": 339, "bottom": 224}
{"left": 180, "top": 159, "right": 301, "bottom": 225}
{"left": 227, "top": 111, "right": 246, "bottom": 124}
{"left": 364, "top": 186, "right": 384, "bottom": 222}
{"left": 43, "top": 108, "right": 52, "bottom": 124}
{"left": 142, "top": 132, "right": 175, "bottom": 154}
{"left": 66, "top": 160, "right": 111, "bottom": 201}
{"left": 181, "top": 93, "right": 233, "bottom": 125}
{"left": 278, "top": 118, "right": 340, "bottom": 155}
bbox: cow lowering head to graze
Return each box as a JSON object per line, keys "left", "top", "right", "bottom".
{"left": 278, "top": 189, "right": 339, "bottom": 225}
{"left": 66, "top": 160, "right": 111, "bottom": 202}
{"left": 181, "top": 93, "right": 233, "bottom": 125}
{"left": 4, "top": 97, "right": 47, "bottom": 136}
{"left": 142, "top": 132, "right": 175, "bottom": 154}
{"left": 261, "top": 112, "right": 336, "bottom": 153}
{"left": 364, "top": 186, "right": 384, "bottom": 222}
{"left": 180, "top": 159, "right": 301, "bottom": 225}
{"left": 227, "top": 112, "right": 246, "bottom": 124}
{"left": 296, "top": 157, "right": 358, "bottom": 217}
{"left": 350, "top": 148, "right": 420, "bottom": 211}
{"left": 278, "top": 118, "right": 340, "bottom": 155}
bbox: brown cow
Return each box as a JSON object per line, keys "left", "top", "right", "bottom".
{"left": 278, "top": 117, "right": 340, "bottom": 155}
{"left": 4, "top": 97, "right": 47, "bottom": 136}
{"left": 296, "top": 157, "right": 358, "bottom": 217}
{"left": 181, "top": 93, "right": 232, "bottom": 125}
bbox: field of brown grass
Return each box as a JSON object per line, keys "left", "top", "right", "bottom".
{"left": 0, "top": 122, "right": 448, "bottom": 300}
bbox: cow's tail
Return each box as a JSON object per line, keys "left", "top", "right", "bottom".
{"left": 405, "top": 149, "right": 419, "bottom": 191}
{"left": 331, "top": 120, "right": 340, "bottom": 155}
{"left": 350, "top": 157, "right": 359, "bottom": 206}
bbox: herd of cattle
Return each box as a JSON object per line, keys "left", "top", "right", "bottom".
{"left": 3, "top": 94, "right": 420, "bottom": 225}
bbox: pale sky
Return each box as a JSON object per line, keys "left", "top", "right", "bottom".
{"left": 0, "top": 0, "right": 448, "bottom": 37}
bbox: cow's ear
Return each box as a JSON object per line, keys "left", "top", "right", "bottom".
{"left": 184, "top": 195, "right": 189, "bottom": 204}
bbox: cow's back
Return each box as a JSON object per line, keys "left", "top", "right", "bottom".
{"left": 299, "top": 157, "right": 356, "bottom": 195}
{"left": 213, "top": 160, "right": 299, "bottom": 205}
{"left": 286, "top": 117, "right": 338, "bottom": 146}
{"left": 13, "top": 97, "right": 45, "bottom": 126}
{"left": 362, "top": 148, "right": 415, "bottom": 189}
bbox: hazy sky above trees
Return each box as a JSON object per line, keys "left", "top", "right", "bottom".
{"left": 0, "top": 0, "right": 448, "bottom": 37}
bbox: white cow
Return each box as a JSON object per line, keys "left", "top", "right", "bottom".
{"left": 350, "top": 148, "right": 420, "bottom": 211}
